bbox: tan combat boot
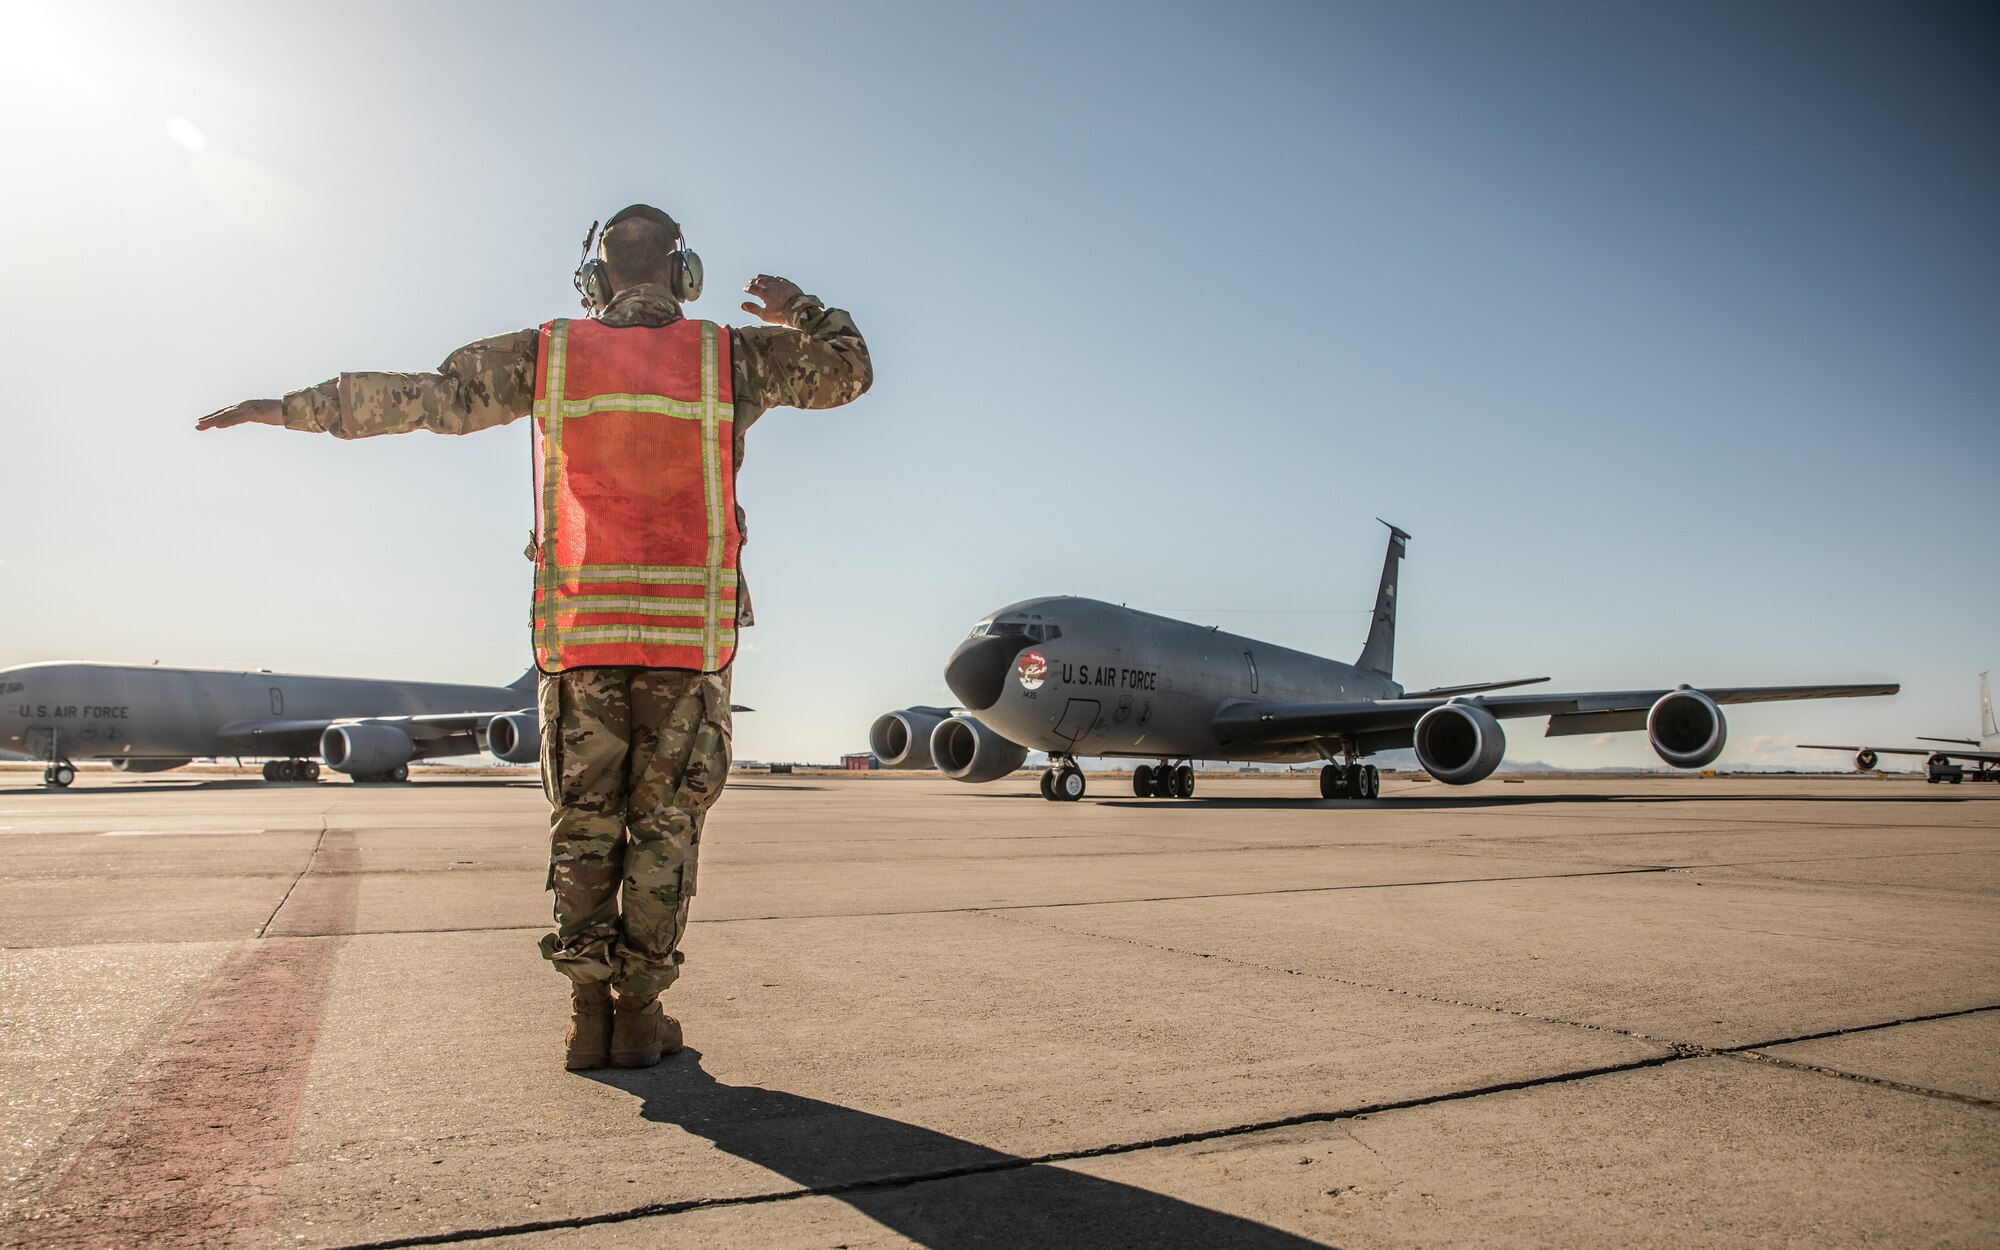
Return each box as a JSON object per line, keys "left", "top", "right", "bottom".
{"left": 610, "top": 996, "right": 683, "bottom": 1068}
{"left": 564, "top": 981, "right": 614, "bottom": 1071}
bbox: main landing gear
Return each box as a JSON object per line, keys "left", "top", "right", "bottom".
{"left": 1132, "top": 762, "right": 1195, "bottom": 800}
{"left": 1040, "top": 756, "right": 1086, "bottom": 802}
{"left": 261, "top": 759, "right": 323, "bottom": 784}
{"left": 1319, "top": 761, "right": 1379, "bottom": 800}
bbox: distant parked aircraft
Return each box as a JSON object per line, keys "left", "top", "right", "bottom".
{"left": 1801, "top": 673, "right": 1999, "bottom": 784}
{"left": 870, "top": 523, "right": 1900, "bottom": 802}
{"left": 0, "top": 662, "right": 543, "bottom": 787}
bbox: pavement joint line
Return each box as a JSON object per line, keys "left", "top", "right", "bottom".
{"left": 1719, "top": 1047, "right": 2000, "bottom": 1110}
{"left": 695, "top": 864, "right": 1683, "bottom": 925}
{"left": 256, "top": 817, "right": 331, "bottom": 939}
{"left": 307, "top": 1005, "right": 2000, "bottom": 1250}
{"left": 308, "top": 1054, "right": 1697, "bottom": 1250}
{"left": 979, "top": 909, "right": 1662, "bottom": 1048}
{"left": 983, "top": 914, "right": 2000, "bottom": 1058}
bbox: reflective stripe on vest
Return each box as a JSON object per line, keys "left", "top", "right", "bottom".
{"left": 532, "top": 317, "right": 740, "bottom": 673}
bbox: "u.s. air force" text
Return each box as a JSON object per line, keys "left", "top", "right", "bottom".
{"left": 1057, "top": 664, "right": 1156, "bottom": 690}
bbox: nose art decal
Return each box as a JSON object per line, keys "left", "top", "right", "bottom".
{"left": 1017, "top": 650, "right": 1048, "bottom": 691}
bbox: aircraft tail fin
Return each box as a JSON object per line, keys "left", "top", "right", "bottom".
{"left": 507, "top": 668, "right": 539, "bottom": 698}
{"left": 1983, "top": 672, "right": 1996, "bottom": 742}
{"left": 1356, "top": 520, "right": 1410, "bottom": 679}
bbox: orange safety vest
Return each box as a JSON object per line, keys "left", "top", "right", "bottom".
{"left": 531, "top": 317, "right": 740, "bottom": 673}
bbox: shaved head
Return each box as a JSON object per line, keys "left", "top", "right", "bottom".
{"left": 600, "top": 204, "right": 683, "bottom": 291}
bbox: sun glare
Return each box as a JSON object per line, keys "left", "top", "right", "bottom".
{"left": 166, "top": 115, "right": 207, "bottom": 152}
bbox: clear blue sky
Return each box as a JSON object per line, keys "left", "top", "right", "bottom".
{"left": 1, "top": 1, "right": 1993, "bottom": 766}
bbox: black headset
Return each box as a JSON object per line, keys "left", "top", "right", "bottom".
{"left": 573, "top": 209, "right": 704, "bottom": 314}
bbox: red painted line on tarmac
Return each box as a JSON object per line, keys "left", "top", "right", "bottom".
{"left": 16, "top": 832, "right": 358, "bottom": 1250}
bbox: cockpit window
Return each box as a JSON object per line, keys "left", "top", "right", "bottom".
{"left": 985, "top": 622, "right": 1030, "bottom": 637}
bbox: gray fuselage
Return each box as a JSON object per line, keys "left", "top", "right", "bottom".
{"left": 948, "top": 597, "right": 1401, "bottom": 763}
{"left": 0, "top": 662, "right": 529, "bottom": 763}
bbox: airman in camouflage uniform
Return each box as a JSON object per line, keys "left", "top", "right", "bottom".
{"left": 199, "top": 208, "right": 871, "bottom": 1069}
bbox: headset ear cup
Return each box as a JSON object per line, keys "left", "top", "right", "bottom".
{"left": 574, "top": 259, "right": 613, "bottom": 311}
{"left": 671, "top": 248, "right": 704, "bottom": 303}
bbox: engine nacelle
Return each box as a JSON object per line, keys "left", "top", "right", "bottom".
{"left": 1854, "top": 748, "right": 1879, "bottom": 772}
{"left": 485, "top": 711, "right": 539, "bottom": 764}
{"left": 111, "top": 757, "right": 191, "bottom": 773}
{"left": 1413, "top": 701, "right": 1506, "bottom": 785}
{"left": 868, "top": 707, "right": 950, "bottom": 770}
{"left": 1647, "top": 686, "right": 1727, "bottom": 769}
{"left": 321, "top": 722, "right": 415, "bottom": 776}
{"left": 929, "top": 715, "right": 1029, "bottom": 784}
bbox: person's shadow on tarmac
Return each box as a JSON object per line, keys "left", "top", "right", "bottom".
{"left": 593, "top": 1050, "right": 1334, "bottom": 1249}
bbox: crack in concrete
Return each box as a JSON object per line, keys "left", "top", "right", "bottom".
{"left": 305, "top": 1004, "right": 2000, "bottom": 1250}
{"left": 256, "top": 817, "right": 330, "bottom": 938}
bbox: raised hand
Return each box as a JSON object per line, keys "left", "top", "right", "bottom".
{"left": 740, "top": 274, "right": 805, "bottom": 325}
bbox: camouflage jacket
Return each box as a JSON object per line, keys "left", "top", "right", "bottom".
{"left": 280, "top": 284, "right": 872, "bottom": 628}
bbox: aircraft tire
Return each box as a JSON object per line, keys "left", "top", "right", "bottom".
{"left": 50, "top": 764, "right": 75, "bottom": 788}
{"left": 1344, "top": 768, "right": 1364, "bottom": 800}
{"left": 389, "top": 764, "right": 410, "bottom": 783}
{"left": 1057, "top": 768, "right": 1085, "bottom": 802}
{"left": 303, "top": 761, "right": 321, "bottom": 782}
{"left": 1172, "top": 764, "right": 1195, "bottom": 798}
{"left": 1319, "top": 764, "right": 1344, "bottom": 800}
{"left": 277, "top": 760, "right": 298, "bottom": 782}
{"left": 1132, "top": 765, "right": 1154, "bottom": 797}
{"left": 1362, "top": 766, "right": 1379, "bottom": 799}
{"left": 1148, "top": 767, "right": 1171, "bottom": 799}
{"left": 1041, "top": 770, "right": 1057, "bottom": 801}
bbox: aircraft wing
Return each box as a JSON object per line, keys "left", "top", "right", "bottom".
{"left": 216, "top": 704, "right": 747, "bottom": 757}
{"left": 1214, "top": 683, "right": 1900, "bottom": 748}
{"left": 218, "top": 710, "right": 525, "bottom": 755}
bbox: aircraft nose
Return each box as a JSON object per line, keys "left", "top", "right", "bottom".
{"left": 944, "top": 634, "right": 1032, "bottom": 712}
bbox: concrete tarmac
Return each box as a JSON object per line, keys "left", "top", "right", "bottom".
{"left": 0, "top": 769, "right": 1994, "bottom": 1248}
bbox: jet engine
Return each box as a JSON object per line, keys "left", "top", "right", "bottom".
{"left": 1647, "top": 686, "right": 1727, "bottom": 769}
{"left": 1412, "top": 701, "right": 1506, "bottom": 785}
{"left": 868, "top": 707, "right": 952, "bottom": 770}
{"left": 928, "top": 715, "right": 1029, "bottom": 784}
{"left": 485, "top": 711, "right": 540, "bottom": 764}
{"left": 321, "top": 722, "right": 415, "bottom": 776}
{"left": 111, "top": 758, "right": 191, "bottom": 773}
{"left": 1854, "top": 748, "right": 1879, "bottom": 772}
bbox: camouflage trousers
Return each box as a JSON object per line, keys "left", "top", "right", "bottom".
{"left": 536, "top": 667, "right": 732, "bottom": 1002}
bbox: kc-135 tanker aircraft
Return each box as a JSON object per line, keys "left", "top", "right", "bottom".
{"left": 0, "top": 655, "right": 751, "bottom": 788}
{"left": 871, "top": 523, "right": 1900, "bottom": 801}
{"left": 0, "top": 665, "right": 547, "bottom": 786}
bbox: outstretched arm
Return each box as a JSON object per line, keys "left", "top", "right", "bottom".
{"left": 196, "top": 330, "right": 540, "bottom": 438}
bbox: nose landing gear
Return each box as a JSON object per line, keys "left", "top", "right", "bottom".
{"left": 1040, "top": 756, "right": 1086, "bottom": 802}
{"left": 38, "top": 730, "right": 75, "bottom": 788}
